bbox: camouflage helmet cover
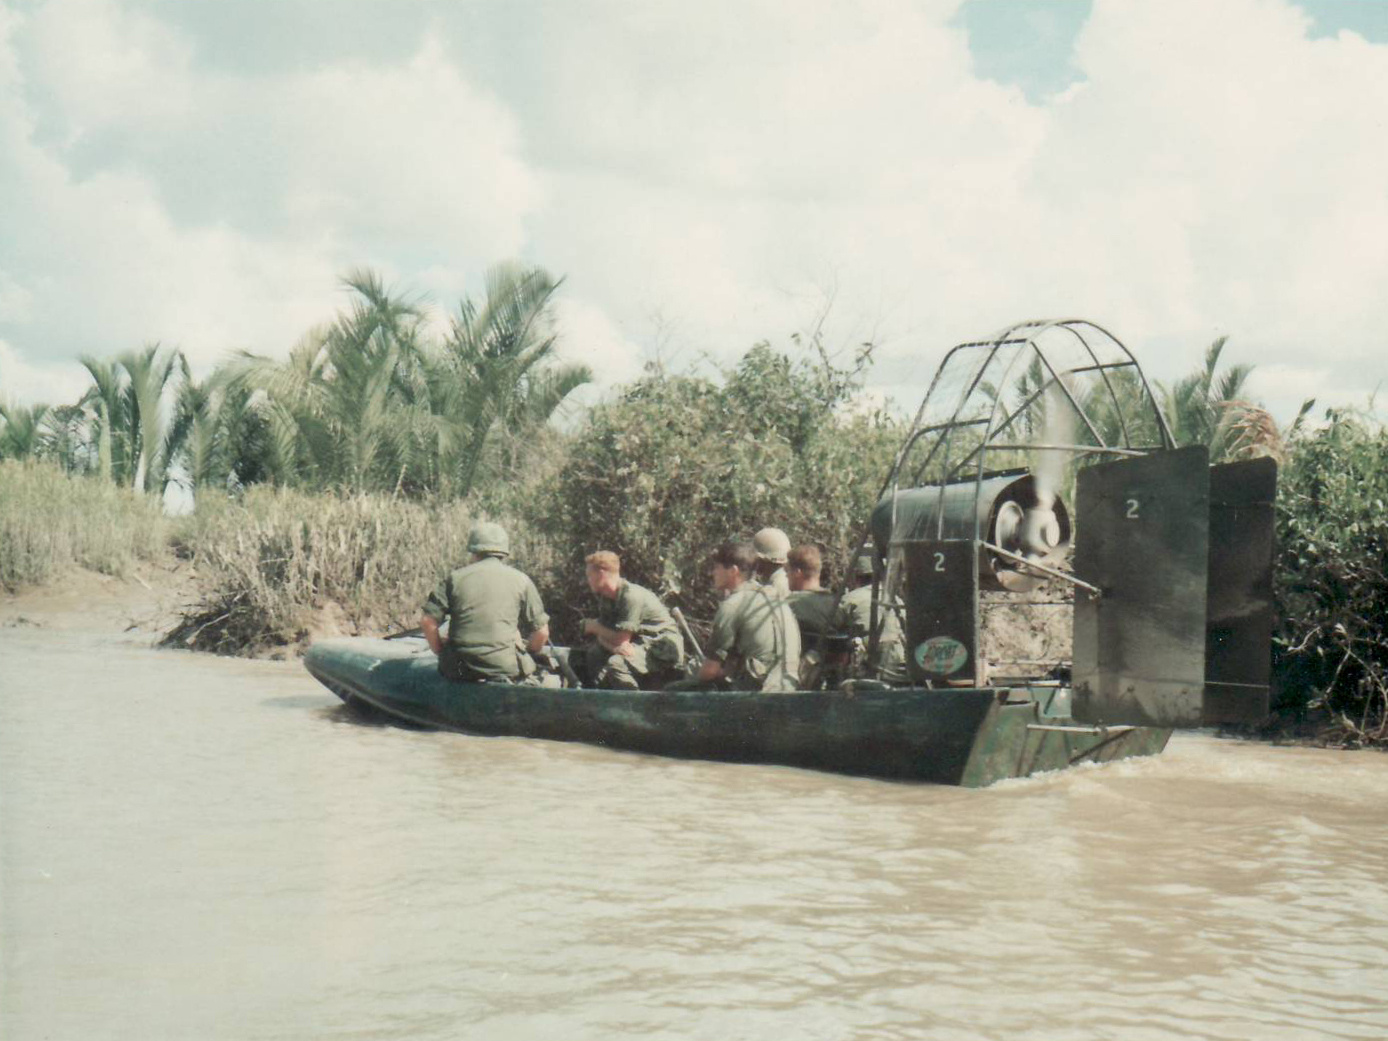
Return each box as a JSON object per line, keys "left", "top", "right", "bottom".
{"left": 467, "top": 520, "right": 511, "bottom": 557}
{"left": 752, "top": 527, "right": 791, "bottom": 564}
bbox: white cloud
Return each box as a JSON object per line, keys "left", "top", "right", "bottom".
{"left": 0, "top": 339, "right": 89, "bottom": 405}
{"left": 551, "top": 296, "right": 646, "bottom": 385}
{"left": 0, "top": 0, "right": 1385, "bottom": 429}
{"left": 1247, "top": 363, "right": 1382, "bottom": 415}
{"left": 524, "top": 0, "right": 1388, "bottom": 421}
{"left": 0, "top": 270, "right": 33, "bottom": 323}
{"left": 0, "top": 0, "right": 541, "bottom": 382}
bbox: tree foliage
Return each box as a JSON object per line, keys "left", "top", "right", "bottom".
{"left": 1273, "top": 405, "right": 1388, "bottom": 743}
{"left": 75, "top": 344, "right": 186, "bottom": 492}
{"left": 427, "top": 263, "right": 590, "bottom": 497}
{"left": 0, "top": 402, "right": 52, "bottom": 461}
{"left": 543, "top": 340, "right": 898, "bottom": 636}
{"left": 225, "top": 268, "right": 428, "bottom": 494}
{"left": 1161, "top": 337, "right": 1255, "bottom": 460}
{"left": 0, "top": 263, "right": 589, "bottom": 502}
{"left": 13, "top": 270, "right": 1388, "bottom": 749}
{"left": 223, "top": 264, "right": 589, "bottom": 498}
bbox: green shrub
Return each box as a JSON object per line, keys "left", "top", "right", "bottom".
{"left": 0, "top": 459, "right": 166, "bottom": 590}
{"left": 167, "top": 343, "right": 899, "bottom": 652}
{"left": 541, "top": 344, "right": 900, "bottom": 638}
{"left": 1273, "top": 408, "right": 1388, "bottom": 744}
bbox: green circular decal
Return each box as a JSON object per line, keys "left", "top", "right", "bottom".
{"left": 915, "top": 636, "right": 969, "bottom": 676}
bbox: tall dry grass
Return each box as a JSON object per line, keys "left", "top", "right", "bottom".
{"left": 168, "top": 487, "right": 556, "bottom": 654}
{"left": 0, "top": 459, "right": 167, "bottom": 591}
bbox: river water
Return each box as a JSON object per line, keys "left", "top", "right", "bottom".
{"left": 2, "top": 628, "right": 1386, "bottom": 1041}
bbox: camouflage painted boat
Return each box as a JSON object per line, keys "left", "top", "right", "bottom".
{"left": 304, "top": 637, "right": 1170, "bottom": 787}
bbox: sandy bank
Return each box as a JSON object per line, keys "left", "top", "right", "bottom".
{"left": 1, "top": 558, "right": 373, "bottom": 659}
{"left": 0, "top": 556, "right": 197, "bottom": 643}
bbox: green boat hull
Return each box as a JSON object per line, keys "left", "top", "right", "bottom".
{"left": 304, "top": 638, "right": 1170, "bottom": 787}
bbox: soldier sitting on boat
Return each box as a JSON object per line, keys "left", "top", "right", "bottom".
{"left": 668, "top": 540, "right": 801, "bottom": 692}
{"left": 785, "top": 543, "right": 839, "bottom": 689}
{"left": 837, "top": 549, "right": 908, "bottom": 684}
{"left": 573, "top": 551, "right": 684, "bottom": 689}
{"left": 751, "top": 526, "right": 792, "bottom": 598}
{"left": 420, "top": 521, "right": 551, "bottom": 684}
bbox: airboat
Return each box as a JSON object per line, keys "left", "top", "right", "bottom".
{"left": 304, "top": 318, "right": 1276, "bottom": 786}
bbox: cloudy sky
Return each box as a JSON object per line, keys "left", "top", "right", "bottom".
{"left": 1, "top": 0, "right": 1385, "bottom": 421}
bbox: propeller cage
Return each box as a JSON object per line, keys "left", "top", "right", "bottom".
{"left": 849, "top": 318, "right": 1276, "bottom": 725}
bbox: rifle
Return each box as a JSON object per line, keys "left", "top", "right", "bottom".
{"left": 670, "top": 607, "right": 704, "bottom": 672}
{"left": 544, "top": 643, "right": 582, "bottom": 688}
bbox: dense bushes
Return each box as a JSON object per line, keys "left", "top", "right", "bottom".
{"left": 9, "top": 336, "right": 1388, "bottom": 750}
{"left": 0, "top": 460, "right": 166, "bottom": 590}
{"left": 542, "top": 344, "right": 900, "bottom": 635}
{"left": 1272, "top": 409, "right": 1388, "bottom": 744}
{"left": 156, "top": 342, "right": 897, "bottom": 650}
{"left": 8, "top": 340, "right": 896, "bottom": 653}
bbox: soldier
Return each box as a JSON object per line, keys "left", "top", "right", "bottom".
{"left": 575, "top": 551, "right": 684, "bottom": 689}
{"left": 671, "top": 540, "right": 800, "bottom": 692}
{"left": 420, "top": 521, "right": 550, "bottom": 683}
{"left": 786, "top": 544, "right": 836, "bottom": 631}
{"left": 836, "top": 550, "right": 908, "bottom": 684}
{"left": 752, "top": 526, "right": 792, "bottom": 598}
{"left": 786, "top": 544, "right": 837, "bottom": 689}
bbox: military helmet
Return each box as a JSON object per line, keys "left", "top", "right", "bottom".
{"left": 467, "top": 521, "right": 511, "bottom": 557}
{"left": 752, "top": 527, "right": 791, "bottom": 564}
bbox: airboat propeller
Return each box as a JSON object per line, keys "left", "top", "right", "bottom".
{"left": 856, "top": 318, "right": 1276, "bottom": 728}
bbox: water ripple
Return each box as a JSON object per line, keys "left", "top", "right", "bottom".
{"left": 3, "top": 634, "right": 1387, "bottom": 1040}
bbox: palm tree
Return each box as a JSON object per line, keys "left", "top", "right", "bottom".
{"left": 324, "top": 269, "right": 426, "bottom": 493}
{"left": 487, "top": 362, "right": 595, "bottom": 482}
{"left": 227, "top": 271, "right": 426, "bottom": 493}
{"left": 0, "top": 402, "right": 51, "bottom": 460}
{"left": 432, "top": 263, "right": 592, "bottom": 497}
{"left": 1160, "top": 336, "right": 1254, "bottom": 462}
{"left": 119, "top": 343, "right": 184, "bottom": 493}
{"left": 1072, "top": 367, "right": 1167, "bottom": 452}
{"left": 166, "top": 357, "right": 260, "bottom": 498}
{"left": 79, "top": 355, "right": 127, "bottom": 483}
{"left": 79, "top": 345, "right": 186, "bottom": 492}
{"left": 44, "top": 405, "right": 92, "bottom": 473}
{"left": 220, "top": 263, "right": 591, "bottom": 499}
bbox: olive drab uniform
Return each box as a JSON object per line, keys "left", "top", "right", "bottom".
{"left": 707, "top": 583, "right": 801, "bottom": 692}
{"left": 582, "top": 579, "right": 684, "bottom": 689}
{"left": 836, "top": 585, "right": 908, "bottom": 683}
{"left": 423, "top": 556, "right": 549, "bottom": 682}
{"left": 758, "top": 567, "right": 791, "bottom": 599}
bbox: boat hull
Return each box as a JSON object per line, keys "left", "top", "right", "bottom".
{"left": 304, "top": 637, "right": 1170, "bottom": 786}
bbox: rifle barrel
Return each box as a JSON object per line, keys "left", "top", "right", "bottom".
{"left": 671, "top": 607, "right": 705, "bottom": 662}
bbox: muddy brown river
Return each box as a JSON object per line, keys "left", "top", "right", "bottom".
{"left": 2, "top": 627, "right": 1387, "bottom": 1040}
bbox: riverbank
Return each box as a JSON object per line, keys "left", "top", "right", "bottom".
{"left": 0, "top": 556, "right": 192, "bottom": 643}
{"left": 0, "top": 557, "right": 357, "bottom": 659}
{"left": 6, "top": 386, "right": 1388, "bottom": 743}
